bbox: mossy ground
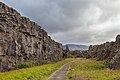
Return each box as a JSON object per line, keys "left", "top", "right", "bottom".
{"left": 68, "top": 58, "right": 120, "bottom": 80}
{"left": 0, "top": 58, "right": 74, "bottom": 80}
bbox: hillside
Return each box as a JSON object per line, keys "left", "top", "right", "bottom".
{"left": 63, "top": 44, "right": 88, "bottom": 50}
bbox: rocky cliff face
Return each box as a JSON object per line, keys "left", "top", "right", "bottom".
{"left": 0, "top": 2, "right": 63, "bottom": 71}
{"left": 87, "top": 35, "right": 120, "bottom": 69}
{"left": 67, "top": 35, "right": 120, "bottom": 69}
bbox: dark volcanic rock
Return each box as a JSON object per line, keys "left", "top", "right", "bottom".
{"left": 108, "top": 35, "right": 120, "bottom": 69}
{"left": 0, "top": 2, "right": 64, "bottom": 71}
{"left": 87, "top": 35, "right": 120, "bottom": 69}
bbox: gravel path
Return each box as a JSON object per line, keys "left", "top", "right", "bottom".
{"left": 48, "top": 63, "right": 71, "bottom": 80}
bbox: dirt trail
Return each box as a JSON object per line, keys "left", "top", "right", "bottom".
{"left": 48, "top": 63, "right": 71, "bottom": 80}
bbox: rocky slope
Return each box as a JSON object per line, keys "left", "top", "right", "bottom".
{"left": 0, "top": 2, "right": 64, "bottom": 71}
{"left": 87, "top": 35, "right": 120, "bottom": 69}
{"left": 67, "top": 35, "right": 120, "bottom": 69}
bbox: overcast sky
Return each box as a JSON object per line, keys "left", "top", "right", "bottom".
{"left": 1, "top": 0, "right": 120, "bottom": 45}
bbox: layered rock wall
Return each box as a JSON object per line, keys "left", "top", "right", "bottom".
{"left": 0, "top": 2, "right": 63, "bottom": 71}
{"left": 67, "top": 35, "right": 120, "bottom": 69}
{"left": 87, "top": 35, "right": 120, "bottom": 69}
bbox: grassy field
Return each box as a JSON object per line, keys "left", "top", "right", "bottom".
{"left": 68, "top": 58, "right": 120, "bottom": 80}
{"left": 0, "top": 58, "right": 74, "bottom": 80}
{"left": 1, "top": 58, "right": 120, "bottom": 80}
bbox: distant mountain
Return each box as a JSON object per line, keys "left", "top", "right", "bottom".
{"left": 63, "top": 44, "right": 89, "bottom": 50}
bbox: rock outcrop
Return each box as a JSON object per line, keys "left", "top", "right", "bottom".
{"left": 87, "top": 35, "right": 120, "bottom": 69}
{"left": 67, "top": 35, "right": 120, "bottom": 69}
{"left": 0, "top": 2, "right": 63, "bottom": 71}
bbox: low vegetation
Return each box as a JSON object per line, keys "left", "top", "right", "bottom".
{"left": 13, "top": 60, "right": 50, "bottom": 70}
{"left": 68, "top": 58, "right": 120, "bottom": 80}
{"left": 1, "top": 58, "right": 120, "bottom": 80}
{"left": 0, "top": 58, "right": 74, "bottom": 80}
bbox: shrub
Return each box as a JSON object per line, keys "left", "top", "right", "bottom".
{"left": 14, "top": 62, "right": 30, "bottom": 69}
{"left": 13, "top": 58, "right": 62, "bottom": 70}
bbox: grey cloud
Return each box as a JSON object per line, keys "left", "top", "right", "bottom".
{"left": 1, "top": 0, "right": 120, "bottom": 45}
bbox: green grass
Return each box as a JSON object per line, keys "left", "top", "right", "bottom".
{"left": 0, "top": 58, "right": 74, "bottom": 80}
{"left": 68, "top": 58, "right": 120, "bottom": 80}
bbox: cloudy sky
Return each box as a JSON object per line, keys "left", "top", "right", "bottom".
{"left": 1, "top": 0, "right": 120, "bottom": 45}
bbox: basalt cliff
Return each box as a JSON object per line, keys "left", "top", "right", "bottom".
{"left": 0, "top": 2, "right": 64, "bottom": 71}
{"left": 70, "top": 35, "right": 120, "bottom": 69}
{"left": 87, "top": 35, "right": 120, "bottom": 69}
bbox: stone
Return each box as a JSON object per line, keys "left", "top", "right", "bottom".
{"left": 86, "top": 34, "right": 120, "bottom": 69}
{"left": 0, "top": 2, "right": 64, "bottom": 71}
{"left": 66, "top": 34, "right": 120, "bottom": 69}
